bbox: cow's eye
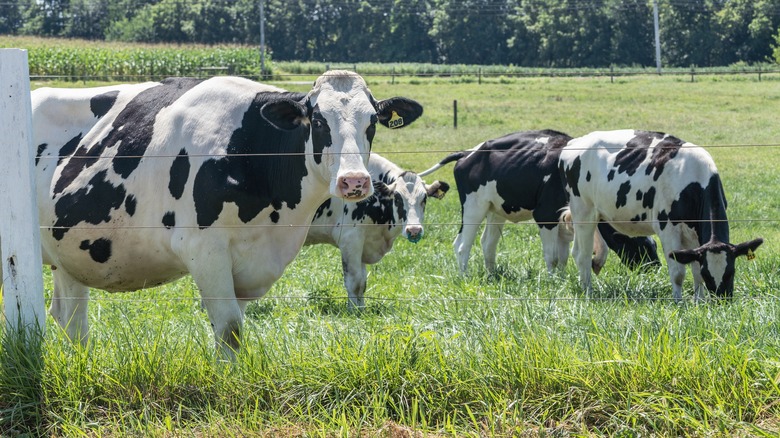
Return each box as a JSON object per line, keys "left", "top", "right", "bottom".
{"left": 312, "top": 118, "right": 328, "bottom": 131}
{"left": 366, "top": 123, "right": 376, "bottom": 143}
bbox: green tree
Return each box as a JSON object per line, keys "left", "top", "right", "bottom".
{"left": 0, "top": 1, "right": 23, "bottom": 34}
{"left": 64, "top": 0, "right": 108, "bottom": 39}
{"left": 715, "top": 0, "right": 779, "bottom": 64}
{"left": 430, "top": 0, "right": 513, "bottom": 64}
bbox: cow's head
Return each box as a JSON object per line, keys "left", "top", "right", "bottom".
{"left": 262, "top": 71, "right": 423, "bottom": 201}
{"left": 388, "top": 172, "right": 449, "bottom": 243}
{"left": 669, "top": 237, "right": 763, "bottom": 298}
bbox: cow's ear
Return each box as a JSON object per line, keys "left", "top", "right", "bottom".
{"left": 261, "top": 99, "right": 307, "bottom": 131}
{"left": 669, "top": 248, "right": 702, "bottom": 265}
{"left": 426, "top": 180, "right": 450, "bottom": 199}
{"left": 375, "top": 97, "right": 423, "bottom": 129}
{"left": 734, "top": 238, "right": 764, "bottom": 259}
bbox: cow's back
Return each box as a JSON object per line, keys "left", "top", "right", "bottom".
{"left": 455, "top": 129, "right": 571, "bottom": 219}
{"left": 561, "top": 129, "right": 721, "bottom": 237}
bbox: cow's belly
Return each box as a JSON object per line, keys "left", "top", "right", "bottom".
{"left": 599, "top": 210, "right": 657, "bottom": 237}
{"left": 41, "top": 229, "right": 187, "bottom": 291}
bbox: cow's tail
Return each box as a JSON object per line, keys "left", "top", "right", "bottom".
{"left": 418, "top": 149, "right": 472, "bottom": 177}
{"left": 559, "top": 207, "right": 608, "bottom": 275}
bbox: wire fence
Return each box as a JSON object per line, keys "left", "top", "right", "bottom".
{"left": 27, "top": 65, "right": 780, "bottom": 85}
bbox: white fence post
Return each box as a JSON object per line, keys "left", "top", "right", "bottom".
{"left": 0, "top": 49, "right": 46, "bottom": 335}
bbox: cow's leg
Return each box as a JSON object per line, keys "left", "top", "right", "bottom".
{"left": 690, "top": 262, "right": 707, "bottom": 303}
{"left": 539, "top": 225, "right": 571, "bottom": 273}
{"left": 335, "top": 231, "right": 367, "bottom": 309}
{"left": 570, "top": 203, "right": 598, "bottom": 295}
{"left": 481, "top": 212, "right": 504, "bottom": 273}
{"left": 49, "top": 268, "right": 90, "bottom": 345}
{"left": 187, "top": 255, "right": 243, "bottom": 358}
{"left": 659, "top": 233, "right": 686, "bottom": 303}
{"left": 454, "top": 198, "right": 489, "bottom": 274}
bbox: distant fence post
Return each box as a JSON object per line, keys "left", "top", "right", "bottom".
{"left": 453, "top": 100, "right": 458, "bottom": 129}
{"left": 0, "top": 49, "right": 46, "bottom": 337}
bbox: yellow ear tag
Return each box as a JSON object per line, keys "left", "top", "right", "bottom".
{"left": 388, "top": 111, "right": 404, "bottom": 129}
{"left": 747, "top": 249, "right": 755, "bottom": 261}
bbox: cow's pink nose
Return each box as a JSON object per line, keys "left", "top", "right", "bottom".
{"left": 338, "top": 173, "right": 371, "bottom": 199}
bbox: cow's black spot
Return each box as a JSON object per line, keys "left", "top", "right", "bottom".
{"left": 270, "top": 211, "right": 280, "bottom": 223}
{"left": 169, "top": 148, "right": 190, "bottom": 200}
{"left": 111, "top": 78, "right": 203, "bottom": 178}
{"left": 666, "top": 174, "right": 728, "bottom": 245}
{"left": 54, "top": 140, "right": 103, "bottom": 195}
{"left": 350, "top": 181, "right": 398, "bottom": 225}
{"left": 52, "top": 170, "right": 126, "bottom": 240}
{"left": 162, "top": 211, "right": 175, "bottom": 228}
{"left": 642, "top": 186, "right": 656, "bottom": 209}
{"left": 636, "top": 190, "right": 643, "bottom": 201}
{"left": 90, "top": 90, "right": 119, "bottom": 118}
{"left": 563, "top": 156, "right": 582, "bottom": 198}
{"left": 607, "top": 169, "right": 615, "bottom": 181}
{"left": 658, "top": 210, "right": 669, "bottom": 231}
{"left": 313, "top": 199, "right": 332, "bottom": 221}
{"left": 631, "top": 214, "right": 642, "bottom": 222}
{"left": 645, "top": 133, "right": 684, "bottom": 181}
{"left": 36, "top": 143, "right": 47, "bottom": 166}
{"left": 616, "top": 181, "right": 631, "bottom": 208}
{"left": 192, "top": 91, "right": 309, "bottom": 228}
{"left": 79, "top": 238, "right": 112, "bottom": 263}
{"left": 586, "top": 171, "right": 591, "bottom": 182}
{"left": 56, "top": 133, "right": 83, "bottom": 167}
{"left": 614, "top": 132, "right": 655, "bottom": 176}
{"left": 311, "top": 107, "right": 330, "bottom": 165}
{"left": 125, "top": 194, "right": 137, "bottom": 216}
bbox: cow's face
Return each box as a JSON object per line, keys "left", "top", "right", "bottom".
{"left": 391, "top": 172, "right": 449, "bottom": 243}
{"left": 304, "top": 71, "right": 423, "bottom": 201}
{"left": 670, "top": 237, "right": 763, "bottom": 298}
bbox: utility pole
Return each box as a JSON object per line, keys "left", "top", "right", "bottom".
{"left": 653, "top": 0, "right": 662, "bottom": 74}
{"left": 259, "top": 0, "right": 266, "bottom": 79}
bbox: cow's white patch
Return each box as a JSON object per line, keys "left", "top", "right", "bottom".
{"left": 535, "top": 136, "right": 550, "bottom": 144}
{"left": 542, "top": 174, "right": 551, "bottom": 183}
{"left": 705, "top": 250, "right": 728, "bottom": 290}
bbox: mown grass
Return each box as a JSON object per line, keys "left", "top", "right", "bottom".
{"left": 2, "top": 73, "right": 780, "bottom": 436}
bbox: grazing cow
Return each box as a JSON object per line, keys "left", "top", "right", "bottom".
{"left": 304, "top": 153, "right": 449, "bottom": 308}
{"left": 22, "top": 72, "right": 423, "bottom": 355}
{"left": 559, "top": 129, "right": 763, "bottom": 301}
{"left": 419, "top": 129, "right": 659, "bottom": 274}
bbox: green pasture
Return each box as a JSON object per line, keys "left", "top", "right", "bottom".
{"left": 2, "top": 74, "right": 780, "bottom": 436}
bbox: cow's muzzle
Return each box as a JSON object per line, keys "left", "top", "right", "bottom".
{"left": 338, "top": 172, "right": 372, "bottom": 200}
{"left": 406, "top": 225, "right": 423, "bottom": 243}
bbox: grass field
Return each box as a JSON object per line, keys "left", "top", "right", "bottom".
{"left": 2, "top": 73, "right": 780, "bottom": 436}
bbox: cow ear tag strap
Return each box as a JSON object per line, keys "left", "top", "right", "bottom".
{"left": 388, "top": 111, "right": 404, "bottom": 129}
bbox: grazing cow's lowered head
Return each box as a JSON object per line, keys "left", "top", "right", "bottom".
{"left": 276, "top": 70, "right": 424, "bottom": 200}
{"left": 670, "top": 237, "right": 763, "bottom": 299}
{"left": 559, "top": 129, "right": 763, "bottom": 301}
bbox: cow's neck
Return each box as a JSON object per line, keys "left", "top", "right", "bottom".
{"left": 697, "top": 174, "right": 730, "bottom": 245}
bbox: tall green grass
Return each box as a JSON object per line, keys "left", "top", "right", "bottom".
{"left": 2, "top": 74, "right": 780, "bottom": 436}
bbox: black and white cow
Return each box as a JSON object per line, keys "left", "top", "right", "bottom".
{"left": 419, "top": 129, "right": 660, "bottom": 274}
{"left": 304, "top": 153, "right": 448, "bottom": 308}
{"left": 559, "top": 129, "right": 763, "bottom": 301}
{"left": 23, "top": 72, "right": 423, "bottom": 355}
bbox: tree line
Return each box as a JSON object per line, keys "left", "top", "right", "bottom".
{"left": 2, "top": 0, "right": 780, "bottom": 68}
